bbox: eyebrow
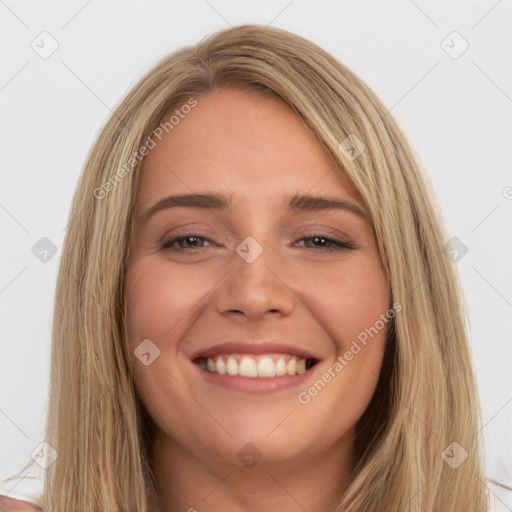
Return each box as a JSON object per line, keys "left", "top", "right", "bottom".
{"left": 139, "top": 193, "right": 369, "bottom": 226}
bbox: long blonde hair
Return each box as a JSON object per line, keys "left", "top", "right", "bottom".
{"left": 10, "top": 24, "right": 489, "bottom": 511}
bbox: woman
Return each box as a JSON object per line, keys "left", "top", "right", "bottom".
{"left": 0, "top": 23, "right": 496, "bottom": 511}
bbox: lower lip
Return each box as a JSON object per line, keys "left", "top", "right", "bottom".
{"left": 193, "top": 362, "right": 318, "bottom": 394}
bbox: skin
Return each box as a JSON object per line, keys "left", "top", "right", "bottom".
{"left": 0, "top": 496, "right": 41, "bottom": 511}
{"left": 124, "top": 88, "right": 390, "bottom": 512}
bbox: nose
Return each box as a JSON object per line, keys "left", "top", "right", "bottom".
{"left": 215, "top": 239, "right": 296, "bottom": 321}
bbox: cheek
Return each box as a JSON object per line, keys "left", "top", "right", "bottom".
{"left": 291, "top": 256, "right": 390, "bottom": 417}
{"left": 298, "top": 255, "right": 390, "bottom": 352}
{"left": 124, "top": 259, "right": 206, "bottom": 345}
{"left": 123, "top": 259, "right": 212, "bottom": 437}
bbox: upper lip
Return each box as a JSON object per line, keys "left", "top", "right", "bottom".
{"left": 191, "top": 341, "right": 322, "bottom": 361}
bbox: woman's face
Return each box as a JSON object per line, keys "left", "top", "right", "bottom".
{"left": 124, "top": 88, "right": 390, "bottom": 468}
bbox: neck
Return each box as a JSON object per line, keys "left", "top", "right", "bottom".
{"left": 151, "top": 430, "right": 354, "bottom": 512}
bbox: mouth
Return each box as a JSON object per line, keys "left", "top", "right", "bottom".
{"left": 193, "top": 353, "right": 319, "bottom": 378}
{"left": 190, "top": 341, "right": 322, "bottom": 393}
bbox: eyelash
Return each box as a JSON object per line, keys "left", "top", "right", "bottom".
{"left": 159, "top": 231, "right": 356, "bottom": 253}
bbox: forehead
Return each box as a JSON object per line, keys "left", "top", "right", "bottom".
{"left": 136, "top": 88, "right": 358, "bottom": 210}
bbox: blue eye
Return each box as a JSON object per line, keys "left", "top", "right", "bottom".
{"left": 294, "top": 235, "right": 356, "bottom": 252}
{"left": 160, "top": 235, "right": 212, "bottom": 250}
{"left": 160, "top": 233, "right": 356, "bottom": 253}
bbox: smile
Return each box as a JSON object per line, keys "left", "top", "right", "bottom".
{"left": 196, "top": 353, "right": 317, "bottom": 378}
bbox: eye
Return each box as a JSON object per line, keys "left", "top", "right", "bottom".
{"left": 159, "top": 232, "right": 356, "bottom": 253}
{"left": 292, "top": 234, "right": 356, "bottom": 253}
{"left": 160, "top": 234, "right": 213, "bottom": 251}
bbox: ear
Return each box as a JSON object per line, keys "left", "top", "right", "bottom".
{"left": 0, "top": 495, "right": 42, "bottom": 511}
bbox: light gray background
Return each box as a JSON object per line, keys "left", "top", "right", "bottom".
{"left": 1, "top": 0, "right": 511, "bottom": 506}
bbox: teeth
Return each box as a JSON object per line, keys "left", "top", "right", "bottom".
{"left": 226, "top": 356, "right": 238, "bottom": 376}
{"left": 296, "top": 358, "right": 306, "bottom": 374}
{"left": 215, "top": 356, "right": 226, "bottom": 375}
{"left": 239, "top": 356, "right": 258, "bottom": 377}
{"left": 257, "top": 357, "right": 276, "bottom": 377}
{"left": 275, "top": 357, "right": 287, "bottom": 376}
{"left": 207, "top": 358, "right": 216, "bottom": 372}
{"left": 200, "top": 354, "right": 312, "bottom": 377}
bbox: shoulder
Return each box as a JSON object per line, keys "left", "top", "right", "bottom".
{"left": 0, "top": 495, "right": 42, "bottom": 511}
{"left": 487, "top": 479, "right": 512, "bottom": 512}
